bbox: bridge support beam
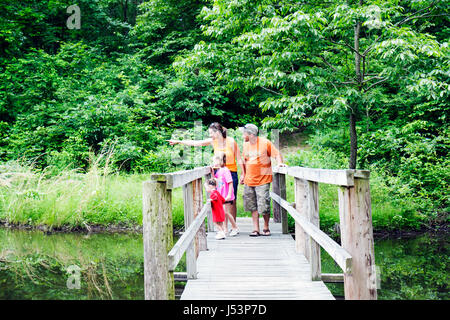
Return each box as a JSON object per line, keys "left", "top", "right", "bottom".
{"left": 143, "top": 180, "right": 174, "bottom": 300}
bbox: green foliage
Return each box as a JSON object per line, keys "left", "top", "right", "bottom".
{"left": 0, "top": 0, "right": 448, "bottom": 226}
{"left": 178, "top": 0, "right": 449, "bottom": 170}
{"left": 286, "top": 137, "right": 431, "bottom": 232}
{"left": 360, "top": 125, "right": 449, "bottom": 213}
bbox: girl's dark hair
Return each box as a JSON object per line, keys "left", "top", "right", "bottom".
{"left": 209, "top": 122, "right": 227, "bottom": 138}
{"left": 207, "top": 178, "right": 217, "bottom": 186}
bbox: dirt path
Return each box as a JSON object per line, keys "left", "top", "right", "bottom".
{"left": 279, "top": 131, "right": 311, "bottom": 155}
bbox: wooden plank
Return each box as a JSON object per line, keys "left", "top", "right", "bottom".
{"left": 180, "top": 217, "right": 335, "bottom": 300}
{"left": 271, "top": 192, "right": 352, "bottom": 273}
{"left": 321, "top": 273, "right": 344, "bottom": 283}
{"left": 273, "top": 166, "right": 354, "bottom": 186}
{"left": 183, "top": 182, "right": 196, "bottom": 279}
{"left": 174, "top": 272, "right": 187, "bottom": 282}
{"left": 167, "top": 166, "right": 211, "bottom": 189}
{"left": 168, "top": 202, "right": 210, "bottom": 271}
{"left": 338, "top": 177, "right": 377, "bottom": 300}
{"left": 353, "top": 170, "right": 370, "bottom": 179}
{"left": 142, "top": 181, "right": 174, "bottom": 300}
{"left": 306, "top": 180, "right": 321, "bottom": 280}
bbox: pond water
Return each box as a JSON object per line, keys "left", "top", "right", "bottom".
{"left": 0, "top": 227, "right": 447, "bottom": 300}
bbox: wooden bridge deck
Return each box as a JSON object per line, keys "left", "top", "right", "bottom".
{"left": 180, "top": 217, "right": 335, "bottom": 300}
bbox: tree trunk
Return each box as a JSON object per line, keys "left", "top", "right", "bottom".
{"left": 123, "top": 0, "right": 128, "bottom": 23}
{"left": 349, "top": 0, "right": 363, "bottom": 170}
{"left": 349, "top": 110, "right": 357, "bottom": 169}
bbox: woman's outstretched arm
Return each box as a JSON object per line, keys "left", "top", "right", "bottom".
{"left": 167, "top": 138, "right": 212, "bottom": 147}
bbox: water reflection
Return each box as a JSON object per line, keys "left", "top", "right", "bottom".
{"left": 0, "top": 227, "right": 447, "bottom": 300}
{"left": 0, "top": 228, "right": 145, "bottom": 299}
{"left": 321, "top": 232, "right": 449, "bottom": 300}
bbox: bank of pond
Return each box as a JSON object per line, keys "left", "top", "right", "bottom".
{"left": 0, "top": 227, "right": 447, "bottom": 300}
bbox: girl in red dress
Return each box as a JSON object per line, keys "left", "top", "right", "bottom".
{"left": 205, "top": 178, "right": 226, "bottom": 240}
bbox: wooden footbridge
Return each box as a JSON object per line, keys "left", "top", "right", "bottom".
{"left": 143, "top": 166, "right": 377, "bottom": 300}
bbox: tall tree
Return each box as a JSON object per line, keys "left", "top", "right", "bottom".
{"left": 176, "top": 0, "right": 449, "bottom": 168}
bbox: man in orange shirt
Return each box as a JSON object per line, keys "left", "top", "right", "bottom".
{"left": 240, "top": 124, "right": 286, "bottom": 236}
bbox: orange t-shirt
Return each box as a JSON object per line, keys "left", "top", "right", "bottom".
{"left": 243, "top": 137, "right": 280, "bottom": 186}
{"left": 212, "top": 136, "right": 238, "bottom": 172}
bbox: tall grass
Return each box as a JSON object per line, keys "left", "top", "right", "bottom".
{"left": 0, "top": 149, "right": 151, "bottom": 229}
{"left": 0, "top": 138, "right": 429, "bottom": 232}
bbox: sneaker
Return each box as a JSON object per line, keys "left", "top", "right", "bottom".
{"left": 229, "top": 228, "right": 239, "bottom": 237}
{"left": 215, "top": 231, "right": 226, "bottom": 240}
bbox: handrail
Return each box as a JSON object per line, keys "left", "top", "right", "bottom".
{"left": 272, "top": 164, "right": 377, "bottom": 300}
{"left": 270, "top": 192, "right": 352, "bottom": 273}
{"left": 150, "top": 166, "right": 211, "bottom": 189}
{"left": 273, "top": 165, "right": 369, "bottom": 186}
{"left": 168, "top": 202, "right": 211, "bottom": 271}
{"left": 144, "top": 167, "right": 212, "bottom": 300}
{"left": 144, "top": 164, "right": 377, "bottom": 300}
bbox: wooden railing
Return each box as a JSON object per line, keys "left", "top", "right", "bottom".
{"left": 143, "top": 165, "right": 377, "bottom": 300}
{"left": 142, "top": 166, "right": 212, "bottom": 300}
{"left": 271, "top": 166, "right": 377, "bottom": 300}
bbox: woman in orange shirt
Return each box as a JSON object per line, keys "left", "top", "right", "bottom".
{"left": 168, "top": 122, "right": 245, "bottom": 227}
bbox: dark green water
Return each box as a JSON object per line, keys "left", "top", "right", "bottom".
{"left": 322, "top": 232, "right": 449, "bottom": 300}
{"left": 0, "top": 227, "right": 448, "bottom": 300}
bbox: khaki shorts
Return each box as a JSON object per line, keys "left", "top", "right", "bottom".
{"left": 243, "top": 183, "right": 271, "bottom": 215}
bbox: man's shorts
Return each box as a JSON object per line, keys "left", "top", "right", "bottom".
{"left": 243, "top": 183, "right": 271, "bottom": 215}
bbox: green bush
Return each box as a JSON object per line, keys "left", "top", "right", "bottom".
{"left": 285, "top": 134, "right": 436, "bottom": 233}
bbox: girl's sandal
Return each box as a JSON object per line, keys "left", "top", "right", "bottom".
{"left": 262, "top": 229, "right": 271, "bottom": 236}
{"left": 249, "top": 230, "right": 260, "bottom": 237}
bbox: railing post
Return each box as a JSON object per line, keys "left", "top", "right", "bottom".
{"left": 193, "top": 177, "right": 207, "bottom": 254}
{"left": 273, "top": 172, "right": 288, "bottom": 233}
{"left": 338, "top": 176, "right": 377, "bottom": 300}
{"left": 204, "top": 172, "right": 215, "bottom": 232}
{"left": 279, "top": 173, "right": 288, "bottom": 234}
{"left": 294, "top": 178, "right": 307, "bottom": 256}
{"left": 183, "top": 181, "right": 197, "bottom": 279}
{"left": 306, "top": 181, "right": 321, "bottom": 281}
{"left": 143, "top": 180, "right": 174, "bottom": 300}
{"left": 272, "top": 172, "right": 281, "bottom": 223}
{"left": 294, "top": 178, "right": 321, "bottom": 280}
